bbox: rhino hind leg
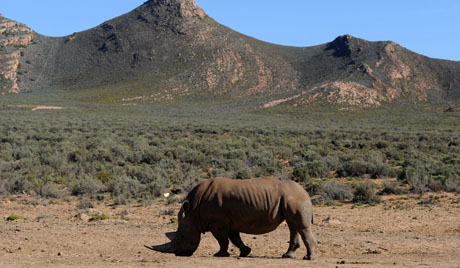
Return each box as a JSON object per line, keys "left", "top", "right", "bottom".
{"left": 229, "top": 231, "right": 251, "bottom": 257}
{"left": 209, "top": 223, "right": 231, "bottom": 257}
{"left": 299, "top": 228, "right": 317, "bottom": 260}
{"left": 284, "top": 204, "right": 317, "bottom": 260}
{"left": 282, "top": 227, "right": 300, "bottom": 259}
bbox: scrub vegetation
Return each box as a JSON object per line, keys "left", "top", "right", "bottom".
{"left": 0, "top": 100, "right": 459, "bottom": 204}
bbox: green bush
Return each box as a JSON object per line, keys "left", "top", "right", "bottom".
{"left": 146, "top": 181, "right": 166, "bottom": 198}
{"left": 0, "top": 180, "right": 6, "bottom": 195}
{"left": 337, "top": 159, "right": 368, "bottom": 177}
{"left": 305, "top": 179, "right": 323, "bottom": 196}
{"left": 71, "top": 175, "right": 102, "bottom": 197}
{"left": 292, "top": 167, "right": 309, "bottom": 182}
{"left": 37, "top": 182, "right": 67, "bottom": 198}
{"left": 379, "top": 180, "right": 403, "bottom": 195}
{"left": 352, "top": 181, "right": 381, "bottom": 205}
{"left": 94, "top": 170, "right": 113, "bottom": 184}
{"left": 320, "top": 180, "right": 353, "bottom": 201}
{"left": 306, "top": 160, "right": 330, "bottom": 178}
{"left": 6, "top": 214, "right": 25, "bottom": 221}
{"left": 77, "top": 199, "right": 94, "bottom": 209}
{"left": 89, "top": 213, "right": 110, "bottom": 222}
{"left": 107, "top": 175, "right": 144, "bottom": 199}
{"left": 446, "top": 178, "right": 460, "bottom": 193}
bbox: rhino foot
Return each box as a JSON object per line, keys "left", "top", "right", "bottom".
{"left": 239, "top": 246, "right": 251, "bottom": 257}
{"left": 303, "top": 254, "right": 317, "bottom": 261}
{"left": 282, "top": 252, "right": 297, "bottom": 259}
{"left": 214, "top": 251, "right": 230, "bottom": 257}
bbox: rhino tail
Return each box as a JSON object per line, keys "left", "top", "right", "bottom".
{"left": 311, "top": 213, "right": 314, "bottom": 224}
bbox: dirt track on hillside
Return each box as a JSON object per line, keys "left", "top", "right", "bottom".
{"left": 1, "top": 194, "right": 460, "bottom": 268}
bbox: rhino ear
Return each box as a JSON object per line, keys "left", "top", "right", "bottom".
{"left": 165, "top": 232, "right": 176, "bottom": 241}
{"left": 182, "top": 200, "right": 190, "bottom": 213}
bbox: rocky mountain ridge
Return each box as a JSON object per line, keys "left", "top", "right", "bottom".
{"left": 0, "top": 14, "right": 34, "bottom": 93}
{"left": 1, "top": 0, "right": 459, "bottom": 106}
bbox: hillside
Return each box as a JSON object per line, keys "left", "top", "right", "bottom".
{"left": 1, "top": 0, "right": 460, "bottom": 106}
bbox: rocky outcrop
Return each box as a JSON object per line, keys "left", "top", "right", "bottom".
{"left": 0, "top": 14, "right": 34, "bottom": 94}
{"left": 145, "top": 0, "right": 206, "bottom": 18}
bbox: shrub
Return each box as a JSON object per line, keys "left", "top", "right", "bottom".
{"left": 107, "top": 175, "right": 144, "bottom": 199}
{"left": 180, "top": 167, "right": 203, "bottom": 193}
{"left": 305, "top": 179, "right": 323, "bottom": 196}
{"left": 113, "top": 195, "right": 130, "bottom": 205}
{"left": 161, "top": 208, "right": 176, "bottom": 216}
{"left": 324, "top": 155, "right": 341, "bottom": 171}
{"left": 368, "top": 162, "right": 394, "bottom": 179}
{"left": 233, "top": 164, "right": 252, "bottom": 180}
{"left": 379, "top": 180, "right": 403, "bottom": 195}
{"left": 141, "top": 150, "right": 163, "bottom": 164}
{"left": 375, "top": 141, "right": 389, "bottom": 149}
{"left": 352, "top": 181, "right": 381, "bottom": 205}
{"left": 0, "top": 180, "right": 7, "bottom": 195}
{"left": 37, "top": 183, "right": 67, "bottom": 198}
{"left": 9, "top": 177, "right": 32, "bottom": 194}
{"left": 146, "top": 181, "right": 166, "bottom": 198}
{"left": 94, "top": 170, "right": 113, "bottom": 184}
{"left": 302, "top": 150, "right": 321, "bottom": 162}
{"left": 306, "top": 160, "right": 330, "bottom": 178}
{"left": 77, "top": 199, "right": 94, "bottom": 209}
{"left": 292, "top": 167, "right": 309, "bottom": 182}
{"left": 6, "top": 214, "right": 24, "bottom": 221}
{"left": 399, "top": 166, "right": 429, "bottom": 193}
{"left": 446, "top": 178, "right": 460, "bottom": 193}
{"left": 292, "top": 160, "right": 329, "bottom": 181}
{"left": 71, "top": 175, "right": 102, "bottom": 197}
{"left": 337, "top": 159, "right": 367, "bottom": 177}
{"left": 320, "top": 180, "right": 353, "bottom": 201}
{"left": 427, "top": 177, "right": 444, "bottom": 192}
{"left": 89, "top": 213, "right": 110, "bottom": 222}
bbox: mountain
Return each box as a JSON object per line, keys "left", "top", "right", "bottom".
{"left": 1, "top": 0, "right": 460, "bottom": 106}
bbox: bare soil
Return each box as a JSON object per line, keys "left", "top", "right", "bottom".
{"left": 1, "top": 193, "right": 460, "bottom": 268}
{"left": 31, "top": 106, "right": 63, "bottom": 111}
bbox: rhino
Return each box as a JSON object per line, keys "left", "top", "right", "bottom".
{"left": 147, "top": 177, "right": 317, "bottom": 260}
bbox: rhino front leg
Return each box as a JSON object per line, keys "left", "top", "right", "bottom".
{"left": 209, "top": 223, "right": 230, "bottom": 257}
{"left": 229, "top": 231, "right": 251, "bottom": 257}
{"left": 282, "top": 227, "right": 300, "bottom": 259}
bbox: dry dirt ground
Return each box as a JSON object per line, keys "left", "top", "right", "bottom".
{"left": 1, "top": 193, "right": 460, "bottom": 268}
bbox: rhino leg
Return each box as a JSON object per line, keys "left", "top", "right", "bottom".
{"left": 229, "top": 231, "right": 251, "bottom": 257}
{"left": 282, "top": 227, "right": 300, "bottom": 259}
{"left": 284, "top": 204, "right": 317, "bottom": 260}
{"left": 209, "top": 223, "right": 230, "bottom": 257}
{"left": 299, "top": 228, "right": 317, "bottom": 260}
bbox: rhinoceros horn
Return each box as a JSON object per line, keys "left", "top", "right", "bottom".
{"left": 144, "top": 241, "right": 175, "bottom": 253}
{"left": 144, "top": 232, "right": 177, "bottom": 254}
{"left": 165, "top": 231, "right": 176, "bottom": 241}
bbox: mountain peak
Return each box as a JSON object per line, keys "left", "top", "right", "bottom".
{"left": 142, "top": 0, "right": 206, "bottom": 18}
{"left": 325, "top": 34, "right": 368, "bottom": 58}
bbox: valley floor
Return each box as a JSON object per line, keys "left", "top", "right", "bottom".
{"left": 1, "top": 193, "right": 460, "bottom": 267}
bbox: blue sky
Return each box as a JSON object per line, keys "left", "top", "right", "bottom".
{"left": 1, "top": 0, "right": 459, "bottom": 61}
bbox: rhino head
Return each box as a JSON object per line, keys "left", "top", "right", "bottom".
{"left": 148, "top": 200, "right": 201, "bottom": 256}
